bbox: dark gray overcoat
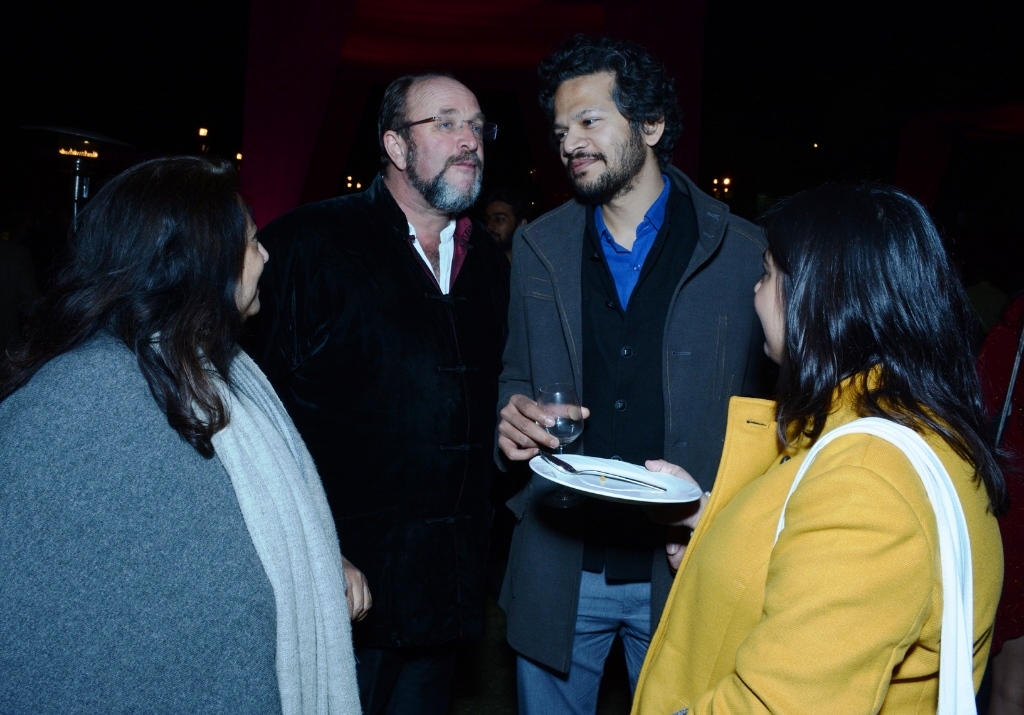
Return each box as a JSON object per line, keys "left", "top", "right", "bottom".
{"left": 497, "top": 167, "right": 770, "bottom": 673}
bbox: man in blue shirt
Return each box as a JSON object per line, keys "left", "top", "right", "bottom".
{"left": 496, "top": 35, "right": 770, "bottom": 714}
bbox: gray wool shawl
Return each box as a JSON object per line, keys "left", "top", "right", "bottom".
{"left": 213, "top": 351, "right": 361, "bottom": 715}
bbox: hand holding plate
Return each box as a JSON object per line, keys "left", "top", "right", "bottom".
{"left": 642, "top": 459, "right": 707, "bottom": 527}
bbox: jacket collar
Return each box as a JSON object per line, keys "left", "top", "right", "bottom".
{"left": 666, "top": 165, "right": 732, "bottom": 283}
{"left": 710, "top": 396, "right": 782, "bottom": 504}
{"left": 519, "top": 165, "right": 733, "bottom": 282}
{"left": 711, "top": 369, "right": 884, "bottom": 499}
{"left": 516, "top": 165, "right": 735, "bottom": 392}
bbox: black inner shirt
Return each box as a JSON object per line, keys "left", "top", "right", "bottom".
{"left": 579, "top": 182, "right": 700, "bottom": 580}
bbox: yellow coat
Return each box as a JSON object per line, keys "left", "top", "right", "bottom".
{"left": 632, "top": 389, "right": 1003, "bottom": 714}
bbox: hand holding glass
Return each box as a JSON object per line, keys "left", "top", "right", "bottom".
{"left": 537, "top": 383, "right": 586, "bottom": 507}
{"left": 537, "top": 384, "right": 583, "bottom": 452}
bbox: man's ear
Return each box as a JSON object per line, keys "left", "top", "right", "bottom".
{"left": 641, "top": 118, "right": 666, "bottom": 148}
{"left": 518, "top": 218, "right": 528, "bottom": 227}
{"left": 383, "top": 131, "right": 409, "bottom": 171}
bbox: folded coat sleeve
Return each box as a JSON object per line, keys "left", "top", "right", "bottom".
{"left": 695, "top": 439, "right": 936, "bottom": 714}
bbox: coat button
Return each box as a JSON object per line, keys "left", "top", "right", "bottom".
{"left": 614, "top": 399, "right": 627, "bottom": 411}
{"left": 620, "top": 346, "right": 633, "bottom": 358}
{"left": 605, "top": 299, "right": 616, "bottom": 309}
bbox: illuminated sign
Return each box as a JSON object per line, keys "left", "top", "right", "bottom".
{"left": 59, "top": 148, "right": 99, "bottom": 158}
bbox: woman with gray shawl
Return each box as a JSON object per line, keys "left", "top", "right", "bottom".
{"left": 0, "top": 156, "right": 362, "bottom": 714}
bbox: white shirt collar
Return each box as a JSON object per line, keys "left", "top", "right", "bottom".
{"left": 408, "top": 219, "right": 457, "bottom": 294}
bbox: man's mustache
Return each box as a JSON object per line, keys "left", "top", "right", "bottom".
{"left": 566, "top": 151, "right": 605, "bottom": 162}
{"left": 565, "top": 151, "right": 606, "bottom": 176}
{"left": 445, "top": 152, "right": 483, "bottom": 170}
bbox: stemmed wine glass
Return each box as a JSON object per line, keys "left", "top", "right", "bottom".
{"left": 537, "top": 383, "right": 586, "bottom": 507}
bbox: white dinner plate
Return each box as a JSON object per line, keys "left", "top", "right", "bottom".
{"left": 529, "top": 454, "right": 703, "bottom": 504}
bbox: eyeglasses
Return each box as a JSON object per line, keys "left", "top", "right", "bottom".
{"left": 401, "top": 116, "right": 498, "bottom": 141}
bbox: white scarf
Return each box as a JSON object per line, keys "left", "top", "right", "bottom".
{"left": 211, "top": 351, "right": 361, "bottom": 715}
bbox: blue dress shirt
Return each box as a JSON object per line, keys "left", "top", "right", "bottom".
{"left": 594, "top": 175, "right": 670, "bottom": 310}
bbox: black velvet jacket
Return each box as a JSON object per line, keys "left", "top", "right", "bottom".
{"left": 243, "top": 176, "right": 509, "bottom": 648}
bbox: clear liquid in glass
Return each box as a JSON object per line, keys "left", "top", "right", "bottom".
{"left": 545, "top": 416, "right": 583, "bottom": 445}
{"left": 537, "top": 383, "right": 586, "bottom": 507}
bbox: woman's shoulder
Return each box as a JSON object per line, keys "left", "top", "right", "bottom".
{"left": 801, "top": 419, "right": 999, "bottom": 556}
{"left": 4, "top": 334, "right": 139, "bottom": 405}
{"left": 798, "top": 428, "right": 934, "bottom": 509}
{"left": 50, "top": 332, "right": 135, "bottom": 371}
{"left": 810, "top": 380, "right": 981, "bottom": 499}
{"left": 0, "top": 334, "right": 170, "bottom": 450}
{"left": 806, "top": 419, "right": 972, "bottom": 495}
{"left": 0, "top": 334, "right": 229, "bottom": 526}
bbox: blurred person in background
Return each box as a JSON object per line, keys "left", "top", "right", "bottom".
{"left": 484, "top": 187, "right": 530, "bottom": 261}
{"left": 977, "top": 295, "right": 1024, "bottom": 715}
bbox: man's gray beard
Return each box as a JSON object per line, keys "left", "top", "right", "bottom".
{"left": 407, "top": 147, "right": 483, "bottom": 215}
{"left": 569, "top": 125, "right": 647, "bottom": 205}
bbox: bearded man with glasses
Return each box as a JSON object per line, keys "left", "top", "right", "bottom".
{"left": 245, "top": 72, "right": 509, "bottom": 715}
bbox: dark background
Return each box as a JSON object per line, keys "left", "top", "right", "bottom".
{"left": 2, "top": 1, "right": 1023, "bottom": 289}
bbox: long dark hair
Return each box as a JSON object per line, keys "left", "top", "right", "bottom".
{"left": 759, "top": 183, "right": 1006, "bottom": 513}
{"left": 0, "top": 156, "right": 249, "bottom": 458}
{"left": 536, "top": 34, "right": 683, "bottom": 170}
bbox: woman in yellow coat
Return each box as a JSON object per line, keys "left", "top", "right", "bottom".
{"left": 632, "top": 184, "right": 1005, "bottom": 714}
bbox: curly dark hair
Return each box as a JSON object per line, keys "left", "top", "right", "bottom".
{"left": 0, "top": 156, "right": 250, "bottom": 458}
{"left": 537, "top": 34, "right": 683, "bottom": 170}
{"left": 759, "top": 183, "right": 1006, "bottom": 514}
